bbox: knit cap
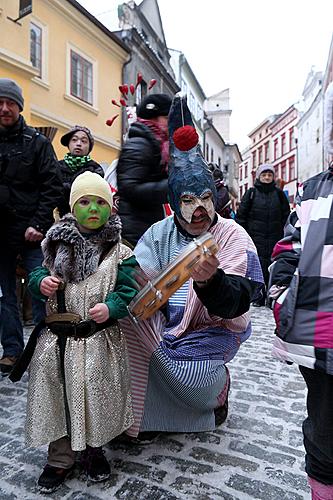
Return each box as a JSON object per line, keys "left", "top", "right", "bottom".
{"left": 61, "top": 125, "right": 94, "bottom": 153}
{"left": 0, "top": 78, "right": 24, "bottom": 111}
{"left": 256, "top": 163, "right": 275, "bottom": 179}
{"left": 69, "top": 172, "right": 113, "bottom": 211}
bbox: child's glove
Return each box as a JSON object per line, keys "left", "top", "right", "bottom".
{"left": 40, "top": 276, "right": 62, "bottom": 297}
{"left": 89, "top": 303, "right": 110, "bottom": 323}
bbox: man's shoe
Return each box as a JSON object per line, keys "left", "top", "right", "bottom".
{"left": 37, "top": 464, "right": 73, "bottom": 493}
{"left": 81, "top": 446, "right": 110, "bottom": 482}
{"left": 0, "top": 356, "right": 18, "bottom": 374}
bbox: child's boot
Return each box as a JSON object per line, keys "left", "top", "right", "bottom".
{"left": 81, "top": 445, "right": 111, "bottom": 482}
{"left": 38, "top": 464, "right": 73, "bottom": 493}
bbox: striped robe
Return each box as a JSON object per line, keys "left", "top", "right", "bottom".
{"left": 120, "top": 215, "right": 263, "bottom": 435}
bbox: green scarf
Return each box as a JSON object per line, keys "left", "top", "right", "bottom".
{"left": 64, "top": 153, "right": 91, "bottom": 172}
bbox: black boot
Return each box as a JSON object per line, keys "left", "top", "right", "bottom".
{"left": 37, "top": 464, "right": 73, "bottom": 493}
{"left": 81, "top": 446, "right": 110, "bottom": 482}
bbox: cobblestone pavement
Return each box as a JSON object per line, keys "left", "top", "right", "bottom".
{"left": 0, "top": 306, "right": 309, "bottom": 499}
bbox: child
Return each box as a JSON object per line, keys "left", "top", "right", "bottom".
{"left": 26, "top": 172, "right": 138, "bottom": 493}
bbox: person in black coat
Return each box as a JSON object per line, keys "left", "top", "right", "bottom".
{"left": 58, "top": 125, "right": 104, "bottom": 216}
{"left": 236, "top": 163, "right": 290, "bottom": 306}
{"left": 0, "top": 78, "right": 63, "bottom": 372}
{"left": 117, "top": 93, "right": 172, "bottom": 246}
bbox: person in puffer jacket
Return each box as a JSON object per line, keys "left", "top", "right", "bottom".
{"left": 269, "top": 81, "right": 333, "bottom": 500}
{"left": 236, "top": 164, "right": 290, "bottom": 305}
{"left": 117, "top": 93, "right": 172, "bottom": 246}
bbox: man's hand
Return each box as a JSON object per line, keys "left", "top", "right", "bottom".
{"left": 40, "top": 276, "right": 62, "bottom": 296}
{"left": 89, "top": 303, "right": 110, "bottom": 323}
{"left": 190, "top": 254, "right": 220, "bottom": 285}
{"left": 25, "top": 226, "right": 43, "bottom": 242}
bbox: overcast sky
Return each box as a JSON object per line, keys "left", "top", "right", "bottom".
{"left": 78, "top": 0, "right": 333, "bottom": 150}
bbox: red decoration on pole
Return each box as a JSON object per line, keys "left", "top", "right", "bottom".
{"left": 111, "top": 99, "right": 120, "bottom": 107}
{"left": 106, "top": 115, "right": 119, "bottom": 126}
{"left": 129, "top": 84, "right": 135, "bottom": 95}
{"left": 120, "top": 98, "right": 127, "bottom": 107}
{"left": 173, "top": 125, "right": 199, "bottom": 151}
{"left": 148, "top": 79, "right": 157, "bottom": 90}
{"left": 136, "top": 72, "right": 143, "bottom": 88}
{"left": 122, "top": 84, "right": 128, "bottom": 95}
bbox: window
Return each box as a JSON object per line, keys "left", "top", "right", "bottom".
{"left": 281, "top": 134, "right": 286, "bottom": 155}
{"left": 244, "top": 183, "right": 248, "bottom": 191}
{"left": 240, "top": 186, "right": 243, "bottom": 198}
{"left": 264, "top": 141, "right": 269, "bottom": 161}
{"left": 210, "top": 147, "right": 214, "bottom": 163}
{"left": 30, "top": 23, "right": 42, "bottom": 76}
{"left": 239, "top": 166, "right": 243, "bottom": 181}
{"left": 289, "top": 127, "right": 295, "bottom": 150}
{"left": 281, "top": 161, "right": 287, "bottom": 180}
{"left": 274, "top": 139, "right": 278, "bottom": 160}
{"left": 252, "top": 151, "right": 256, "bottom": 168}
{"left": 316, "top": 128, "right": 320, "bottom": 144}
{"left": 244, "top": 162, "right": 248, "bottom": 177}
{"left": 289, "top": 157, "right": 295, "bottom": 180}
{"left": 258, "top": 146, "right": 263, "bottom": 165}
{"left": 205, "top": 143, "right": 209, "bottom": 160}
{"left": 274, "top": 165, "right": 279, "bottom": 177}
{"left": 70, "top": 50, "right": 93, "bottom": 105}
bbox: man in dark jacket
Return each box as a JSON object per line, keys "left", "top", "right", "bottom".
{"left": 0, "top": 78, "right": 63, "bottom": 373}
{"left": 236, "top": 163, "right": 290, "bottom": 306}
{"left": 58, "top": 125, "right": 104, "bottom": 216}
{"left": 117, "top": 93, "right": 172, "bottom": 246}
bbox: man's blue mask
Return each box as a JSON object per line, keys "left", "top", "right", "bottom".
{"left": 168, "top": 96, "right": 217, "bottom": 222}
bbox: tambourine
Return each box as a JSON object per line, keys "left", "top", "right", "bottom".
{"left": 129, "top": 232, "right": 219, "bottom": 321}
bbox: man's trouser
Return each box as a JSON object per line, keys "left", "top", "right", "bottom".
{"left": 299, "top": 365, "right": 333, "bottom": 485}
{"left": 0, "top": 246, "right": 45, "bottom": 357}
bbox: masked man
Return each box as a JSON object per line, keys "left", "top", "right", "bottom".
{"left": 120, "top": 96, "right": 264, "bottom": 438}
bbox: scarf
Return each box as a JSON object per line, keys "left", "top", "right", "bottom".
{"left": 63, "top": 153, "right": 91, "bottom": 172}
{"left": 137, "top": 117, "right": 169, "bottom": 170}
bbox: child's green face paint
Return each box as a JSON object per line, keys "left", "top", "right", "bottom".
{"left": 73, "top": 195, "right": 111, "bottom": 230}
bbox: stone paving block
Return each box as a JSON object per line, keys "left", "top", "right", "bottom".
{"left": 254, "top": 405, "right": 304, "bottom": 425}
{"left": 255, "top": 440, "right": 304, "bottom": 458}
{"left": 228, "top": 440, "right": 296, "bottom": 466}
{"left": 149, "top": 454, "right": 214, "bottom": 474}
{"left": 224, "top": 415, "right": 284, "bottom": 440}
{"left": 170, "top": 476, "right": 236, "bottom": 499}
{"left": 264, "top": 467, "right": 309, "bottom": 492}
{"left": 115, "top": 478, "right": 179, "bottom": 499}
{"left": 0, "top": 486, "right": 17, "bottom": 500}
{"left": 226, "top": 473, "right": 304, "bottom": 500}
{"left": 112, "top": 458, "right": 167, "bottom": 482}
{"left": 189, "top": 446, "right": 259, "bottom": 472}
{"left": 184, "top": 432, "right": 221, "bottom": 445}
{"left": 288, "top": 429, "right": 304, "bottom": 448}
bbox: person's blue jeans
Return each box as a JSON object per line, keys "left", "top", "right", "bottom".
{"left": 0, "top": 246, "right": 45, "bottom": 357}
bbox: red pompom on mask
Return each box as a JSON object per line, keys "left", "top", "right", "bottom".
{"left": 173, "top": 125, "right": 199, "bottom": 151}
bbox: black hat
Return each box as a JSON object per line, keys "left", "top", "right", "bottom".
{"left": 61, "top": 125, "right": 94, "bottom": 153}
{"left": 136, "top": 93, "right": 172, "bottom": 119}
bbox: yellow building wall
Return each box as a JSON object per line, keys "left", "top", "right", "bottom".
{"left": 0, "top": 0, "right": 129, "bottom": 163}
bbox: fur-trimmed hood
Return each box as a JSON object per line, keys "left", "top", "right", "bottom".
{"left": 42, "top": 213, "right": 122, "bottom": 283}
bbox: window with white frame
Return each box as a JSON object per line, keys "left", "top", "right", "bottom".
{"left": 30, "top": 22, "right": 42, "bottom": 77}
{"left": 70, "top": 50, "right": 93, "bottom": 105}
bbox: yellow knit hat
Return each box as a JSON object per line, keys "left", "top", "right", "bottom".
{"left": 69, "top": 171, "right": 113, "bottom": 211}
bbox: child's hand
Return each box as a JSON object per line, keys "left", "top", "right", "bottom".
{"left": 89, "top": 303, "right": 110, "bottom": 323}
{"left": 40, "top": 276, "right": 62, "bottom": 296}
